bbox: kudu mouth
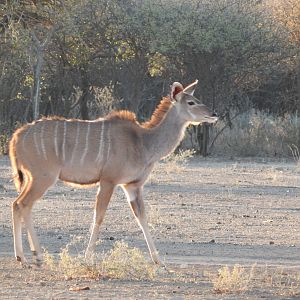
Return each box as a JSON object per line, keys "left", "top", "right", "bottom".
{"left": 204, "top": 116, "right": 218, "bottom": 123}
{"left": 202, "top": 112, "right": 219, "bottom": 124}
{"left": 190, "top": 115, "right": 218, "bottom": 126}
{"left": 210, "top": 117, "right": 218, "bottom": 123}
{"left": 210, "top": 112, "right": 218, "bottom": 121}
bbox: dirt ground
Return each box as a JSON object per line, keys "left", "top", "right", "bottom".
{"left": 0, "top": 155, "right": 300, "bottom": 299}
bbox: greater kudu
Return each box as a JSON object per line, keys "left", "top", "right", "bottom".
{"left": 9, "top": 80, "right": 218, "bottom": 266}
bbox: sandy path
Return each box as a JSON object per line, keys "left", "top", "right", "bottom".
{"left": 0, "top": 155, "right": 299, "bottom": 298}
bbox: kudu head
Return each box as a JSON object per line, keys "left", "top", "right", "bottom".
{"left": 170, "top": 80, "right": 218, "bottom": 125}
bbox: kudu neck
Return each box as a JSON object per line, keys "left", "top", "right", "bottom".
{"left": 144, "top": 104, "right": 188, "bottom": 162}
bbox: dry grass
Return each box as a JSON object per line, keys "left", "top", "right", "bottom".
{"left": 211, "top": 264, "right": 254, "bottom": 294}
{"left": 162, "top": 149, "right": 195, "bottom": 173}
{"left": 260, "top": 267, "right": 300, "bottom": 297}
{"left": 211, "top": 110, "right": 300, "bottom": 158}
{"left": 147, "top": 149, "right": 195, "bottom": 184}
{"left": 44, "top": 241, "right": 157, "bottom": 281}
{"left": 44, "top": 247, "right": 101, "bottom": 279}
{"left": 101, "top": 241, "right": 157, "bottom": 280}
{"left": 288, "top": 144, "right": 300, "bottom": 169}
{"left": 209, "top": 264, "right": 300, "bottom": 297}
{"left": 44, "top": 241, "right": 300, "bottom": 297}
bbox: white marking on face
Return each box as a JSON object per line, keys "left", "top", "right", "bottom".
{"left": 189, "top": 112, "right": 197, "bottom": 120}
{"left": 70, "top": 122, "right": 80, "bottom": 164}
{"left": 190, "top": 121, "right": 201, "bottom": 125}
{"left": 81, "top": 122, "right": 90, "bottom": 165}
{"left": 62, "top": 121, "right": 67, "bottom": 162}
{"left": 40, "top": 122, "right": 47, "bottom": 160}
{"left": 96, "top": 121, "right": 105, "bottom": 164}
{"left": 54, "top": 122, "right": 59, "bottom": 158}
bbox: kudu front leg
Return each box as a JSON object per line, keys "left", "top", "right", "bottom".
{"left": 85, "top": 181, "right": 115, "bottom": 259}
{"left": 122, "top": 184, "right": 161, "bottom": 265}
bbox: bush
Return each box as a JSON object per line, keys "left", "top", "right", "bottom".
{"left": 210, "top": 110, "right": 300, "bottom": 157}
{"left": 0, "top": 131, "right": 9, "bottom": 155}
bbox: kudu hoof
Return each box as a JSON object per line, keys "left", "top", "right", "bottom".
{"left": 32, "top": 251, "right": 43, "bottom": 267}
{"left": 16, "top": 256, "right": 31, "bottom": 269}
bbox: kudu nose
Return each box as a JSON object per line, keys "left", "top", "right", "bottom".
{"left": 212, "top": 112, "right": 218, "bottom": 117}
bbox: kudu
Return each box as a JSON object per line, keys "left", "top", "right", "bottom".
{"left": 9, "top": 80, "right": 218, "bottom": 266}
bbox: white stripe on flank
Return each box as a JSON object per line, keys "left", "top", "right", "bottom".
{"left": 40, "top": 122, "right": 47, "bottom": 160}
{"left": 96, "top": 121, "right": 105, "bottom": 164}
{"left": 80, "top": 122, "right": 90, "bottom": 164}
{"left": 62, "top": 121, "right": 67, "bottom": 162}
{"left": 70, "top": 122, "right": 80, "bottom": 164}
{"left": 33, "top": 128, "right": 41, "bottom": 157}
{"left": 106, "top": 123, "right": 111, "bottom": 162}
{"left": 54, "top": 122, "right": 59, "bottom": 158}
{"left": 22, "top": 125, "right": 31, "bottom": 150}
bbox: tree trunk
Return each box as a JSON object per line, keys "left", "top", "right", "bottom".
{"left": 79, "top": 87, "right": 90, "bottom": 120}
{"left": 30, "top": 29, "right": 53, "bottom": 120}
{"left": 197, "top": 123, "right": 210, "bottom": 157}
{"left": 33, "top": 50, "right": 43, "bottom": 120}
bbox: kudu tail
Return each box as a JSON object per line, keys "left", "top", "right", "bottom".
{"left": 9, "top": 134, "right": 24, "bottom": 193}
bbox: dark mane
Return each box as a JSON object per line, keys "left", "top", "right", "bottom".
{"left": 142, "top": 97, "right": 173, "bottom": 128}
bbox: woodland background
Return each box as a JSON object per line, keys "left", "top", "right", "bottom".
{"left": 0, "top": 0, "right": 299, "bottom": 157}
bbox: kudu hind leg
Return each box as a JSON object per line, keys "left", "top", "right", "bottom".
{"left": 12, "top": 175, "right": 57, "bottom": 265}
{"left": 12, "top": 197, "right": 26, "bottom": 264}
{"left": 85, "top": 181, "right": 115, "bottom": 259}
{"left": 123, "top": 185, "right": 160, "bottom": 265}
{"left": 23, "top": 209, "right": 43, "bottom": 266}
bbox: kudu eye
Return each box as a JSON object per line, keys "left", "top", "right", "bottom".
{"left": 187, "top": 101, "right": 195, "bottom": 106}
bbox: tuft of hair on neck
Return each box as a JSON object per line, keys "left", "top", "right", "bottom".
{"left": 106, "top": 110, "right": 138, "bottom": 123}
{"left": 103, "top": 97, "right": 173, "bottom": 129}
{"left": 142, "top": 97, "right": 173, "bottom": 128}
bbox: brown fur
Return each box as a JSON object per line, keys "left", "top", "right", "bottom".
{"left": 9, "top": 80, "right": 218, "bottom": 266}
{"left": 62, "top": 180, "right": 99, "bottom": 188}
{"left": 142, "top": 97, "right": 173, "bottom": 128}
{"left": 106, "top": 110, "right": 138, "bottom": 123}
{"left": 105, "top": 97, "right": 173, "bottom": 129}
{"left": 9, "top": 140, "right": 21, "bottom": 192}
{"left": 9, "top": 125, "right": 28, "bottom": 192}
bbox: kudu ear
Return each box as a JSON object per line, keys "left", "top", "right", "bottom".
{"left": 183, "top": 79, "right": 198, "bottom": 96}
{"left": 170, "top": 82, "right": 184, "bottom": 102}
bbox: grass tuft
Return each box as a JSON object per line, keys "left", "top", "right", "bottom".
{"left": 212, "top": 264, "right": 254, "bottom": 294}
{"left": 44, "top": 246, "right": 100, "bottom": 279}
{"left": 101, "top": 241, "right": 157, "bottom": 280}
{"left": 162, "top": 149, "right": 195, "bottom": 173}
{"left": 261, "top": 267, "right": 300, "bottom": 297}
{"left": 44, "top": 241, "right": 157, "bottom": 280}
{"left": 288, "top": 144, "right": 300, "bottom": 168}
